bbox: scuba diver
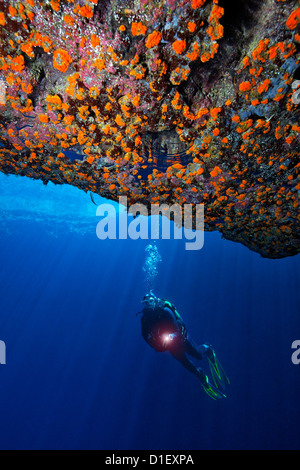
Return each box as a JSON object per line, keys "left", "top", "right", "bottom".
{"left": 139, "top": 293, "right": 229, "bottom": 399}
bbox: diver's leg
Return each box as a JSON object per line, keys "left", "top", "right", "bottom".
{"left": 184, "top": 335, "right": 207, "bottom": 360}
{"left": 187, "top": 342, "right": 230, "bottom": 389}
{"left": 170, "top": 349, "right": 200, "bottom": 377}
{"left": 170, "top": 349, "right": 226, "bottom": 399}
{"left": 170, "top": 348, "right": 209, "bottom": 383}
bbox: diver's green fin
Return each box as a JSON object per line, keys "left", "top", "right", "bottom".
{"left": 207, "top": 349, "right": 230, "bottom": 390}
{"left": 198, "top": 369, "right": 226, "bottom": 400}
{"left": 202, "top": 381, "right": 226, "bottom": 400}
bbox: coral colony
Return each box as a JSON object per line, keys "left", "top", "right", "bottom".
{"left": 0, "top": 0, "right": 299, "bottom": 257}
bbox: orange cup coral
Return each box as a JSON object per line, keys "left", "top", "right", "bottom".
{"left": 172, "top": 39, "right": 187, "bottom": 54}
{"left": 145, "top": 31, "right": 162, "bottom": 48}
{"left": 53, "top": 49, "right": 72, "bottom": 73}
{"left": 131, "top": 22, "right": 147, "bottom": 36}
{"left": 286, "top": 7, "right": 300, "bottom": 30}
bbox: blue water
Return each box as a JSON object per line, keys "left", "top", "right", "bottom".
{"left": 0, "top": 172, "right": 299, "bottom": 450}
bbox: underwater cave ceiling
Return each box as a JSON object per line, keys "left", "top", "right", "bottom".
{"left": 0, "top": 0, "right": 299, "bottom": 258}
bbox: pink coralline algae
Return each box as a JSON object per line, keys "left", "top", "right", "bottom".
{"left": 0, "top": 0, "right": 299, "bottom": 258}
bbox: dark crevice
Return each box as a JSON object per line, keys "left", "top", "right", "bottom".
{"left": 293, "top": 66, "right": 300, "bottom": 80}
{"left": 218, "top": 0, "right": 262, "bottom": 36}
{"left": 248, "top": 113, "right": 266, "bottom": 122}
{"left": 184, "top": 0, "right": 263, "bottom": 102}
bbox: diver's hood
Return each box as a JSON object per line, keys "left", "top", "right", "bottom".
{"left": 142, "top": 293, "right": 158, "bottom": 308}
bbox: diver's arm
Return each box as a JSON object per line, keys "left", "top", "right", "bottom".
{"left": 162, "top": 300, "right": 187, "bottom": 336}
{"left": 164, "top": 307, "right": 187, "bottom": 337}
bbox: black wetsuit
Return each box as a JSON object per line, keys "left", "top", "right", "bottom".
{"left": 141, "top": 299, "right": 205, "bottom": 378}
